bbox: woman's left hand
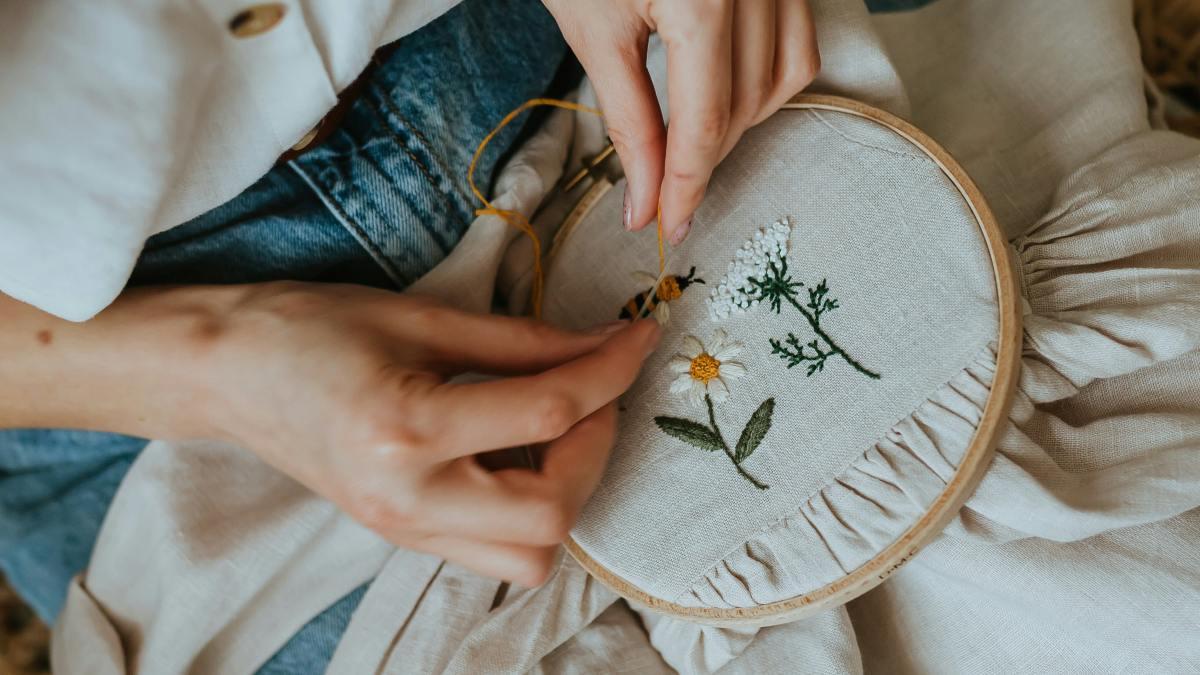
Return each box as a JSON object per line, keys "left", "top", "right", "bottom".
{"left": 542, "top": 0, "right": 820, "bottom": 245}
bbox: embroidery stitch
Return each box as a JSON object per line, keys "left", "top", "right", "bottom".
{"left": 709, "top": 217, "right": 881, "bottom": 380}
{"left": 751, "top": 258, "right": 881, "bottom": 379}
{"left": 707, "top": 220, "right": 790, "bottom": 321}
{"left": 655, "top": 396, "right": 773, "bottom": 490}
{"left": 667, "top": 330, "right": 747, "bottom": 405}
{"left": 735, "top": 398, "right": 774, "bottom": 463}
{"left": 620, "top": 267, "right": 705, "bottom": 324}
{"left": 657, "top": 331, "right": 769, "bottom": 489}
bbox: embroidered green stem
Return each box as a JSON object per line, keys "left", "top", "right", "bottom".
{"left": 655, "top": 395, "right": 773, "bottom": 491}
{"left": 705, "top": 395, "right": 770, "bottom": 490}
{"left": 779, "top": 291, "right": 880, "bottom": 379}
{"left": 750, "top": 260, "right": 881, "bottom": 380}
{"left": 769, "top": 333, "right": 837, "bottom": 376}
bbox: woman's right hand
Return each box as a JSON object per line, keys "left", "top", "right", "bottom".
{"left": 0, "top": 282, "right": 661, "bottom": 587}
{"left": 206, "top": 283, "right": 661, "bottom": 586}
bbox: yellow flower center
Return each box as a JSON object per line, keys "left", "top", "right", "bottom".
{"left": 657, "top": 276, "right": 683, "bottom": 302}
{"left": 689, "top": 353, "right": 721, "bottom": 383}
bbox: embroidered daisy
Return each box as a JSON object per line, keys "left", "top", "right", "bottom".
{"left": 668, "top": 330, "right": 748, "bottom": 406}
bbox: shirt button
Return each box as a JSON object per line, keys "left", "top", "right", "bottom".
{"left": 228, "top": 4, "right": 287, "bottom": 38}
{"left": 291, "top": 123, "right": 321, "bottom": 152}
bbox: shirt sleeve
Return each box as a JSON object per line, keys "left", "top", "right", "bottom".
{"left": 0, "top": 1, "right": 221, "bottom": 321}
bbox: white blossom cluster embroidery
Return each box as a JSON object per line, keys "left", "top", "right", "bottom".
{"left": 706, "top": 217, "right": 792, "bottom": 321}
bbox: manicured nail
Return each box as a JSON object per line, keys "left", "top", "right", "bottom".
{"left": 623, "top": 187, "right": 633, "bottom": 230}
{"left": 588, "top": 319, "right": 629, "bottom": 335}
{"left": 669, "top": 218, "right": 692, "bottom": 246}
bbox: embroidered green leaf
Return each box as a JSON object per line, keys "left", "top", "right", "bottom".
{"left": 735, "top": 398, "right": 775, "bottom": 463}
{"left": 807, "top": 279, "right": 840, "bottom": 324}
{"left": 654, "top": 397, "right": 771, "bottom": 490}
{"left": 654, "top": 416, "right": 721, "bottom": 452}
{"left": 769, "top": 333, "right": 835, "bottom": 375}
{"left": 752, "top": 259, "right": 881, "bottom": 380}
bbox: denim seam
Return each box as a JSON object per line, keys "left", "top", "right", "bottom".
{"left": 376, "top": 93, "right": 461, "bottom": 201}
{"left": 362, "top": 94, "right": 458, "bottom": 220}
{"left": 287, "top": 161, "right": 406, "bottom": 287}
{"left": 374, "top": 90, "right": 472, "bottom": 208}
{"left": 351, "top": 149, "right": 454, "bottom": 257}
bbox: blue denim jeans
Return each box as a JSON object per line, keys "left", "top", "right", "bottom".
{"left": 0, "top": 0, "right": 567, "bottom": 671}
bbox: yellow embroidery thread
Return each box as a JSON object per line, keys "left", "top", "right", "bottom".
{"left": 619, "top": 266, "right": 704, "bottom": 322}
{"left": 657, "top": 276, "right": 682, "bottom": 302}
{"left": 688, "top": 353, "right": 721, "bottom": 383}
{"left": 468, "top": 98, "right": 668, "bottom": 318}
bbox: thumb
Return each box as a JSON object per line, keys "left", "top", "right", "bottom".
{"left": 567, "top": 19, "right": 666, "bottom": 232}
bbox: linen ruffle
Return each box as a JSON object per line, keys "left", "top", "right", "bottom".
{"left": 677, "top": 130, "right": 1200, "bottom": 610}
{"left": 675, "top": 346, "right": 999, "bottom": 609}
{"left": 958, "top": 130, "right": 1200, "bottom": 543}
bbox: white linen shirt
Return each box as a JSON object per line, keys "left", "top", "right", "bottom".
{"left": 0, "top": 0, "right": 460, "bottom": 321}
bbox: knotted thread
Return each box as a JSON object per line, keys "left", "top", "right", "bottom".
{"left": 468, "top": 97, "right": 667, "bottom": 318}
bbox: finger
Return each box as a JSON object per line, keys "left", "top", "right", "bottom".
{"left": 756, "top": 0, "right": 819, "bottom": 123}
{"left": 563, "top": 10, "right": 665, "bottom": 232}
{"left": 395, "top": 300, "right": 632, "bottom": 375}
{"left": 722, "top": 0, "right": 778, "bottom": 159}
{"left": 657, "top": 0, "right": 735, "bottom": 245}
{"left": 405, "top": 318, "right": 659, "bottom": 460}
{"left": 400, "top": 531, "right": 560, "bottom": 587}
{"left": 498, "top": 402, "right": 617, "bottom": 516}
{"left": 399, "top": 404, "right": 618, "bottom": 546}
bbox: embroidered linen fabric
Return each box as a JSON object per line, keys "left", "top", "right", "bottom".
{"left": 52, "top": 0, "right": 1200, "bottom": 672}
{"left": 541, "top": 108, "right": 1000, "bottom": 608}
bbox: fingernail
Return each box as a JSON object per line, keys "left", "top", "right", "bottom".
{"left": 622, "top": 187, "right": 633, "bottom": 231}
{"left": 669, "top": 218, "right": 692, "bottom": 246}
{"left": 587, "top": 319, "right": 629, "bottom": 335}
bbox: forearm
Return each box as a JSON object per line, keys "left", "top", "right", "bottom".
{"left": 0, "top": 285, "right": 242, "bottom": 438}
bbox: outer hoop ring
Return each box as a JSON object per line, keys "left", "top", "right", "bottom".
{"left": 563, "top": 94, "right": 1023, "bottom": 627}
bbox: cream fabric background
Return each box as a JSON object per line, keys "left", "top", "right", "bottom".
{"left": 52, "top": 0, "right": 1200, "bottom": 672}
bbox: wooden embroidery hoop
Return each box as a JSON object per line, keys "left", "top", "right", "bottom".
{"left": 561, "top": 94, "right": 1023, "bottom": 627}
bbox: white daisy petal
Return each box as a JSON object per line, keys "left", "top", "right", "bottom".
{"left": 688, "top": 382, "right": 706, "bottom": 407}
{"left": 682, "top": 335, "right": 704, "bottom": 359}
{"left": 670, "top": 374, "right": 693, "bottom": 394}
{"left": 708, "top": 378, "right": 729, "bottom": 403}
{"left": 708, "top": 329, "right": 728, "bottom": 353}
{"left": 713, "top": 342, "right": 743, "bottom": 361}
{"left": 669, "top": 356, "right": 692, "bottom": 373}
{"left": 720, "top": 361, "right": 747, "bottom": 379}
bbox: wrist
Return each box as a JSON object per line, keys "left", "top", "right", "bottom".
{"left": 116, "top": 284, "right": 252, "bottom": 442}
{"left": 0, "top": 283, "right": 249, "bottom": 440}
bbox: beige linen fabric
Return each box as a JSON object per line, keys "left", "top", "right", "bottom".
{"left": 872, "top": 0, "right": 1150, "bottom": 240}
{"left": 955, "top": 130, "right": 1200, "bottom": 544}
{"left": 52, "top": 0, "right": 1200, "bottom": 673}
{"left": 545, "top": 107, "right": 999, "bottom": 608}
{"left": 850, "top": 351, "right": 1200, "bottom": 673}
